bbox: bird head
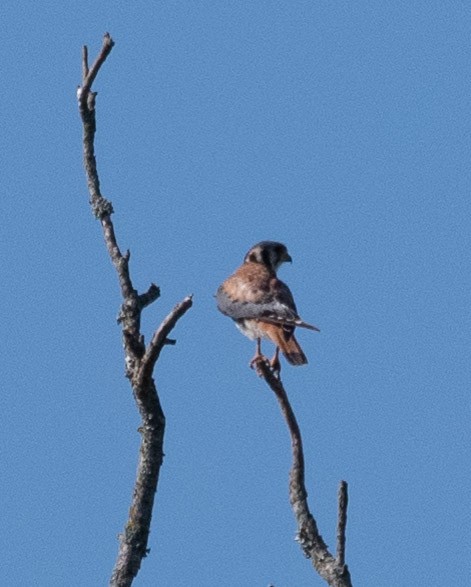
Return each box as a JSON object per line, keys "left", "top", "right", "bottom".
{"left": 244, "top": 241, "right": 292, "bottom": 272}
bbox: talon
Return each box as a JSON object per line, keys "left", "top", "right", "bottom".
{"left": 250, "top": 354, "right": 270, "bottom": 377}
{"left": 250, "top": 353, "right": 268, "bottom": 370}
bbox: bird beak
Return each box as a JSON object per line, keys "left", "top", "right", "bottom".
{"left": 283, "top": 253, "right": 292, "bottom": 263}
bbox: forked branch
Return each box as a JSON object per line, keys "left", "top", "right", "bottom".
{"left": 77, "top": 34, "right": 193, "bottom": 587}
{"left": 253, "top": 359, "right": 352, "bottom": 587}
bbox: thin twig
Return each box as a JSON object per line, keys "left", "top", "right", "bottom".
{"left": 138, "top": 284, "right": 161, "bottom": 310}
{"left": 138, "top": 296, "right": 194, "bottom": 384}
{"left": 77, "top": 34, "right": 192, "bottom": 587}
{"left": 80, "top": 32, "right": 114, "bottom": 98}
{"left": 78, "top": 35, "right": 114, "bottom": 215}
{"left": 336, "top": 481, "right": 348, "bottom": 567}
{"left": 254, "top": 359, "right": 352, "bottom": 587}
{"left": 82, "top": 45, "right": 89, "bottom": 81}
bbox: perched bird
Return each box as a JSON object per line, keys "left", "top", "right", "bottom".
{"left": 216, "top": 241, "right": 319, "bottom": 370}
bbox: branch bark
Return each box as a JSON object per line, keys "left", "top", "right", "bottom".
{"left": 77, "top": 34, "right": 193, "bottom": 587}
{"left": 253, "top": 359, "right": 352, "bottom": 587}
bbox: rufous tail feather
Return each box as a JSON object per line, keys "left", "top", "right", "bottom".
{"left": 262, "top": 323, "right": 308, "bottom": 366}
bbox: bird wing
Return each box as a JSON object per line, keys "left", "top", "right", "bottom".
{"left": 216, "top": 276, "right": 319, "bottom": 331}
{"left": 261, "top": 279, "right": 320, "bottom": 331}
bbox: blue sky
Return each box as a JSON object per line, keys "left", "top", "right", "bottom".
{"left": 1, "top": 2, "right": 470, "bottom": 586}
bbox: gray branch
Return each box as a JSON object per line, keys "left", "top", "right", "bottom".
{"left": 253, "top": 359, "right": 352, "bottom": 587}
{"left": 77, "top": 34, "right": 193, "bottom": 587}
{"left": 138, "top": 296, "right": 194, "bottom": 385}
{"left": 336, "top": 480, "right": 348, "bottom": 568}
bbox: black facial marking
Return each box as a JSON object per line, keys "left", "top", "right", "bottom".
{"left": 261, "top": 248, "right": 271, "bottom": 268}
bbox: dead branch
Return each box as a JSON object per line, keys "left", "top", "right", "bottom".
{"left": 77, "top": 34, "right": 193, "bottom": 587}
{"left": 253, "top": 359, "right": 352, "bottom": 587}
{"left": 336, "top": 480, "right": 348, "bottom": 568}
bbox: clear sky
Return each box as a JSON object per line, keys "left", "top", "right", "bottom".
{"left": 1, "top": 2, "right": 470, "bottom": 586}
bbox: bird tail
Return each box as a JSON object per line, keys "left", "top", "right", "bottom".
{"left": 262, "top": 323, "right": 308, "bottom": 366}
{"left": 294, "top": 319, "right": 320, "bottom": 332}
{"left": 280, "top": 333, "right": 308, "bottom": 366}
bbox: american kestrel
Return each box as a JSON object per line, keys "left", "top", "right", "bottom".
{"left": 216, "top": 241, "right": 319, "bottom": 370}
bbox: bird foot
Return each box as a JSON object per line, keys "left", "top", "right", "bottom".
{"left": 250, "top": 353, "right": 281, "bottom": 379}
{"left": 250, "top": 353, "right": 270, "bottom": 376}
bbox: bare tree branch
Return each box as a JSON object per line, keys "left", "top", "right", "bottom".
{"left": 77, "top": 34, "right": 193, "bottom": 587}
{"left": 80, "top": 32, "right": 115, "bottom": 100}
{"left": 138, "top": 283, "right": 161, "bottom": 310}
{"left": 253, "top": 359, "right": 353, "bottom": 587}
{"left": 336, "top": 480, "right": 348, "bottom": 567}
{"left": 138, "top": 296, "right": 194, "bottom": 384}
